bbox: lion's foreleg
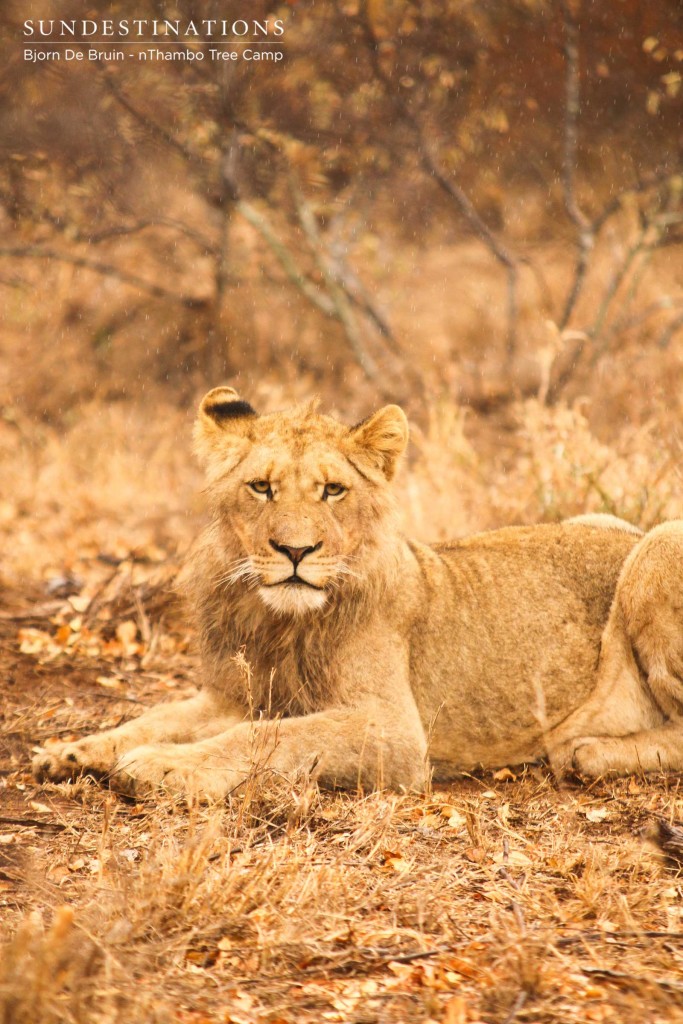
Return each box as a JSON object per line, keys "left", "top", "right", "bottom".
{"left": 33, "top": 692, "right": 242, "bottom": 784}
{"left": 112, "top": 704, "right": 429, "bottom": 801}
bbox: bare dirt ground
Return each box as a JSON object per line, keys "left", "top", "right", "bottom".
{"left": 3, "top": 567, "right": 683, "bottom": 1024}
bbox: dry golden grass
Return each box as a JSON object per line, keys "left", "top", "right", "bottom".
{"left": 3, "top": 752, "right": 683, "bottom": 1022}
{"left": 2, "top": 226, "right": 683, "bottom": 1021}
{"left": 2, "top": 381, "right": 683, "bottom": 1023}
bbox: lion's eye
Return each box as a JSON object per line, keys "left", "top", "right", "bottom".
{"left": 323, "top": 482, "right": 347, "bottom": 501}
{"left": 248, "top": 480, "right": 273, "bottom": 499}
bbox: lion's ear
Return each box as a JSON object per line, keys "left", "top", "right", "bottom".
{"left": 349, "top": 404, "right": 408, "bottom": 481}
{"left": 199, "top": 387, "right": 257, "bottom": 425}
{"left": 194, "top": 386, "right": 258, "bottom": 467}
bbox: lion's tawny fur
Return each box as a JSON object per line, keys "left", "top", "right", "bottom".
{"left": 33, "top": 389, "right": 683, "bottom": 799}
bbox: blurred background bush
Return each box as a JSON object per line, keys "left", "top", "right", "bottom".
{"left": 1, "top": 0, "right": 681, "bottom": 584}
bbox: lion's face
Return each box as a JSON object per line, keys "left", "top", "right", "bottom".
{"left": 194, "top": 388, "right": 409, "bottom": 616}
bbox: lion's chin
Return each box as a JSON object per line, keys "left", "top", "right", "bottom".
{"left": 258, "top": 584, "right": 329, "bottom": 616}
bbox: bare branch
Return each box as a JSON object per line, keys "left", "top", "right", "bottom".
{"left": 607, "top": 297, "right": 683, "bottom": 340}
{"left": 332, "top": 263, "right": 399, "bottom": 351}
{"left": 545, "top": 333, "right": 588, "bottom": 406}
{"left": 658, "top": 309, "right": 683, "bottom": 349}
{"left": 235, "top": 200, "right": 336, "bottom": 318}
{"left": 239, "top": 182, "right": 408, "bottom": 390}
{"left": 589, "top": 226, "right": 650, "bottom": 347}
{"left": 558, "top": 1, "right": 595, "bottom": 330}
{"left": 591, "top": 191, "right": 678, "bottom": 355}
{"left": 561, "top": 1, "right": 588, "bottom": 234}
{"left": 418, "top": 149, "right": 520, "bottom": 360}
{"left": 104, "top": 77, "right": 204, "bottom": 171}
{"left": 186, "top": 126, "right": 243, "bottom": 382}
{"left": 0, "top": 246, "right": 197, "bottom": 304}
{"left": 252, "top": 130, "right": 403, "bottom": 360}
{"left": 560, "top": 172, "right": 680, "bottom": 333}
{"left": 289, "top": 181, "right": 381, "bottom": 382}
{"left": 559, "top": 8, "right": 678, "bottom": 336}
{"left": 78, "top": 218, "right": 216, "bottom": 253}
{"left": 359, "top": 4, "right": 520, "bottom": 360}
{"left": 325, "top": 216, "right": 400, "bottom": 351}
{"left": 593, "top": 169, "right": 680, "bottom": 234}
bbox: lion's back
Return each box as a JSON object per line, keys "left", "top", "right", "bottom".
{"left": 437, "top": 522, "right": 637, "bottom": 625}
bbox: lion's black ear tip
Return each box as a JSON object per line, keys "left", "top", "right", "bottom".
{"left": 205, "top": 399, "right": 257, "bottom": 422}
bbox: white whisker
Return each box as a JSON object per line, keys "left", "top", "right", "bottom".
{"left": 336, "top": 561, "right": 362, "bottom": 580}
{"left": 215, "top": 557, "right": 261, "bottom": 589}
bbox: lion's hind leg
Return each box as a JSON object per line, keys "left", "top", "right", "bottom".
{"left": 560, "top": 522, "right": 683, "bottom": 777}
{"left": 548, "top": 520, "right": 683, "bottom": 774}
{"left": 620, "top": 522, "right": 683, "bottom": 718}
{"left": 573, "top": 723, "right": 683, "bottom": 775}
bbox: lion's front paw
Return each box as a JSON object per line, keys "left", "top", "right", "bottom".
{"left": 571, "top": 737, "right": 624, "bottom": 777}
{"left": 111, "top": 744, "right": 238, "bottom": 803}
{"left": 32, "top": 735, "right": 117, "bottom": 783}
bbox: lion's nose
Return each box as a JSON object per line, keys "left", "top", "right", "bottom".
{"left": 269, "top": 540, "right": 322, "bottom": 567}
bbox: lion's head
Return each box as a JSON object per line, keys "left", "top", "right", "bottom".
{"left": 194, "top": 387, "right": 408, "bottom": 616}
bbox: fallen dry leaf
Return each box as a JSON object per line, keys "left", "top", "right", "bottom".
{"left": 421, "top": 812, "right": 444, "bottom": 828}
{"left": 97, "top": 675, "right": 124, "bottom": 689}
{"left": 18, "top": 628, "right": 59, "bottom": 658}
{"left": 492, "top": 849, "right": 532, "bottom": 867}
{"left": 464, "top": 846, "right": 487, "bottom": 864}
{"left": 585, "top": 807, "right": 609, "bottom": 823}
{"left": 55, "top": 623, "right": 72, "bottom": 645}
{"left": 382, "top": 850, "right": 412, "bottom": 873}
{"left": 46, "top": 863, "right": 71, "bottom": 884}
{"left": 29, "top": 801, "right": 52, "bottom": 815}
{"left": 443, "top": 955, "right": 484, "bottom": 981}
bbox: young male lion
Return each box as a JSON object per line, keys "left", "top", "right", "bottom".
{"left": 33, "top": 388, "right": 683, "bottom": 799}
